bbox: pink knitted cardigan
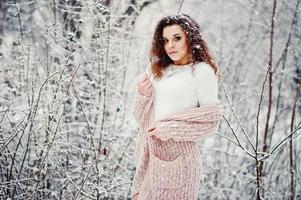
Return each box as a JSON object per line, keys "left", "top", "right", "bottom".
{"left": 131, "top": 91, "right": 223, "bottom": 200}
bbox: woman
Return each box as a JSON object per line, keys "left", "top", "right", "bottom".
{"left": 131, "top": 14, "right": 223, "bottom": 200}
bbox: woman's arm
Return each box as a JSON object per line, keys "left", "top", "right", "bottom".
{"left": 148, "top": 104, "right": 223, "bottom": 141}
{"left": 132, "top": 90, "right": 151, "bottom": 124}
{"left": 131, "top": 67, "right": 153, "bottom": 197}
{"left": 148, "top": 63, "right": 222, "bottom": 142}
{"left": 131, "top": 97, "right": 153, "bottom": 198}
{"left": 131, "top": 129, "right": 150, "bottom": 198}
{"left": 132, "top": 67, "right": 153, "bottom": 124}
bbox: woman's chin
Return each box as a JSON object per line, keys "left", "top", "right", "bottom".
{"left": 173, "top": 59, "right": 186, "bottom": 65}
{"left": 169, "top": 57, "right": 181, "bottom": 62}
{"left": 168, "top": 55, "right": 187, "bottom": 65}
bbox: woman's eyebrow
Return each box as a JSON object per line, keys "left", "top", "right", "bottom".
{"left": 162, "top": 33, "right": 181, "bottom": 39}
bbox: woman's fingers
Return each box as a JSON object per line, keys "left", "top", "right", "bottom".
{"left": 144, "top": 80, "right": 152, "bottom": 88}
{"left": 138, "top": 73, "right": 148, "bottom": 84}
{"left": 141, "top": 75, "right": 151, "bottom": 84}
{"left": 144, "top": 85, "right": 152, "bottom": 94}
{"left": 132, "top": 194, "right": 139, "bottom": 200}
{"left": 139, "top": 81, "right": 150, "bottom": 90}
{"left": 148, "top": 127, "right": 156, "bottom": 132}
{"left": 137, "top": 72, "right": 152, "bottom": 96}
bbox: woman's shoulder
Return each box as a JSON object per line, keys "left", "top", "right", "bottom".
{"left": 192, "top": 62, "right": 217, "bottom": 81}
{"left": 193, "top": 62, "right": 215, "bottom": 74}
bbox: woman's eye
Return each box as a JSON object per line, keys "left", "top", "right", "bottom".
{"left": 163, "top": 39, "right": 168, "bottom": 43}
{"left": 174, "top": 36, "right": 181, "bottom": 41}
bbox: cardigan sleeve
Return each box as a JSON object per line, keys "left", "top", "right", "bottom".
{"left": 131, "top": 128, "right": 150, "bottom": 198}
{"left": 194, "top": 63, "right": 219, "bottom": 105}
{"left": 132, "top": 66, "right": 153, "bottom": 124}
{"left": 148, "top": 63, "right": 222, "bottom": 142}
{"left": 149, "top": 105, "right": 223, "bottom": 142}
{"left": 131, "top": 91, "right": 150, "bottom": 197}
{"left": 132, "top": 90, "right": 150, "bottom": 124}
{"left": 131, "top": 67, "right": 152, "bottom": 197}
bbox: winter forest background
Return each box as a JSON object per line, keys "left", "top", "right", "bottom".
{"left": 0, "top": 0, "right": 300, "bottom": 199}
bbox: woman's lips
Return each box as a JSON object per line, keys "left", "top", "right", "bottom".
{"left": 169, "top": 51, "right": 177, "bottom": 55}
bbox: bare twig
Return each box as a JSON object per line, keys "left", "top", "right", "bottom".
{"left": 177, "top": 0, "right": 185, "bottom": 14}
{"left": 219, "top": 78, "right": 256, "bottom": 151}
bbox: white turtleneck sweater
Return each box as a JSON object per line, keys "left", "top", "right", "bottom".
{"left": 146, "top": 62, "right": 220, "bottom": 121}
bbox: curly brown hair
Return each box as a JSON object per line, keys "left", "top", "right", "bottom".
{"left": 149, "top": 14, "right": 219, "bottom": 80}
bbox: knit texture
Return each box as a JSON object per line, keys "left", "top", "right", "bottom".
{"left": 131, "top": 91, "right": 223, "bottom": 200}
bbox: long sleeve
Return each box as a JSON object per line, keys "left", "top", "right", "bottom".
{"left": 131, "top": 91, "right": 150, "bottom": 197}
{"left": 131, "top": 127, "right": 150, "bottom": 198}
{"left": 148, "top": 63, "right": 222, "bottom": 142}
{"left": 132, "top": 66, "right": 153, "bottom": 124}
{"left": 149, "top": 104, "right": 223, "bottom": 142}
{"left": 132, "top": 90, "right": 150, "bottom": 125}
{"left": 131, "top": 73, "right": 153, "bottom": 198}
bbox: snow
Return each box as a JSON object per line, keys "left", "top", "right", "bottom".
{"left": 0, "top": 0, "right": 300, "bottom": 199}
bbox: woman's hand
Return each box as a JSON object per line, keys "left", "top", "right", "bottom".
{"left": 148, "top": 126, "right": 156, "bottom": 134}
{"left": 132, "top": 193, "right": 139, "bottom": 200}
{"left": 137, "top": 73, "right": 152, "bottom": 97}
{"left": 148, "top": 126, "right": 158, "bottom": 139}
{"left": 148, "top": 125, "right": 170, "bottom": 141}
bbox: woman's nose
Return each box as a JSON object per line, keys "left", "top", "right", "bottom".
{"left": 167, "top": 40, "right": 175, "bottom": 48}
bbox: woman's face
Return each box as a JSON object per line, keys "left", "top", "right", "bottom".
{"left": 162, "top": 24, "right": 190, "bottom": 65}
